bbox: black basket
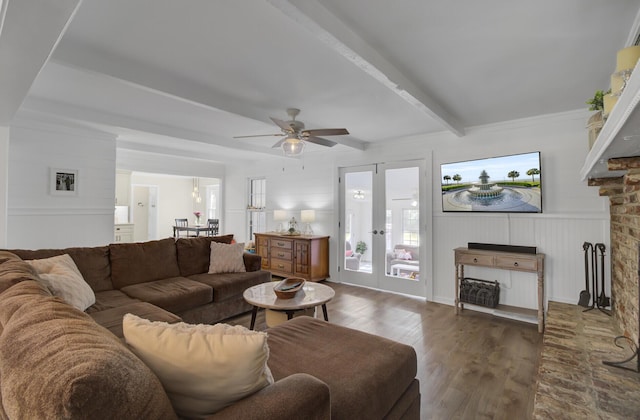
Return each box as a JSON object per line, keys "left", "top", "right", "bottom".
{"left": 460, "top": 277, "right": 500, "bottom": 308}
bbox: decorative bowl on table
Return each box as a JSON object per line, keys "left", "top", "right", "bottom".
{"left": 273, "top": 277, "right": 305, "bottom": 299}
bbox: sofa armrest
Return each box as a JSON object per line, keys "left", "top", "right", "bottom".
{"left": 206, "top": 373, "right": 330, "bottom": 420}
{"left": 243, "top": 252, "right": 263, "bottom": 272}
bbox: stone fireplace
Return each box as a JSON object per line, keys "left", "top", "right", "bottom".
{"left": 589, "top": 156, "right": 640, "bottom": 346}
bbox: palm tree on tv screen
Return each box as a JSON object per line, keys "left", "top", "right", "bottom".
{"left": 453, "top": 174, "right": 462, "bottom": 184}
{"left": 443, "top": 175, "right": 451, "bottom": 185}
{"left": 526, "top": 168, "right": 540, "bottom": 182}
{"left": 507, "top": 170, "right": 520, "bottom": 182}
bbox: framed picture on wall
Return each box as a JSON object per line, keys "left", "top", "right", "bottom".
{"left": 50, "top": 168, "right": 79, "bottom": 196}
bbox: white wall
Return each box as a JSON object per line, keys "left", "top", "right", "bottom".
{"left": 4, "top": 109, "right": 609, "bottom": 309}
{"left": 7, "top": 116, "right": 117, "bottom": 248}
{"left": 226, "top": 110, "right": 609, "bottom": 309}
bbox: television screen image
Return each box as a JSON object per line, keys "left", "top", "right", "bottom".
{"left": 441, "top": 152, "right": 542, "bottom": 213}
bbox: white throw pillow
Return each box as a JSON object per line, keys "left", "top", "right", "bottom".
{"left": 26, "top": 254, "right": 95, "bottom": 311}
{"left": 122, "top": 314, "right": 274, "bottom": 417}
{"left": 208, "top": 241, "right": 247, "bottom": 274}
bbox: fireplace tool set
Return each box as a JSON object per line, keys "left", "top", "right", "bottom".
{"left": 581, "top": 242, "right": 640, "bottom": 372}
{"left": 579, "top": 242, "right": 610, "bottom": 315}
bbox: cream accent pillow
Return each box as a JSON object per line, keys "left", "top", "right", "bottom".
{"left": 208, "top": 241, "right": 247, "bottom": 273}
{"left": 122, "top": 314, "right": 274, "bottom": 417}
{"left": 26, "top": 254, "right": 95, "bottom": 311}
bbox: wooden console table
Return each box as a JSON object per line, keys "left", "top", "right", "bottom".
{"left": 255, "top": 233, "right": 329, "bottom": 282}
{"left": 454, "top": 247, "right": 545, "bottom": 333}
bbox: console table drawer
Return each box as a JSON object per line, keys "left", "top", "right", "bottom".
{"left": 272, "top": 249, "right": 292, "bottom": 260}
{"left": 457, "top": 253, "right": 494, "bottom": 266}
{"left": 495, "top": 255, "right": 538, "bottom": 271}
{"left": 271, "top": 258, "right": 293, "bottom": 274}
{"left": 270, "top": 239, "right": 293, "bottom": 250}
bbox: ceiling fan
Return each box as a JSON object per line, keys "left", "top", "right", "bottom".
{"left": 234, "top": 108, "right": 349, "bottom": 156}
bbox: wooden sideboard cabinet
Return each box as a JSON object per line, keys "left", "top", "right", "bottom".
{"left": 254, "top": 233, "right": 330, "bottom": 282}
{"left": 454, "top": 247, "right": 545, "bottom": 333}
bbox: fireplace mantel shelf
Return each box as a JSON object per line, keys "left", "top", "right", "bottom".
{"left": 581, "top": 59, "right": 640, "bottom": 181}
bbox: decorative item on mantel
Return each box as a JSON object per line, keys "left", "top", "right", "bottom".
{"left": 586, "top": 46, "right": 640, "bottom": 150}
{"left": 586, "top": 89, "right": 606, "bottom": 149}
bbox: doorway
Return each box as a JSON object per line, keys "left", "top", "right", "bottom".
{"left": 339, "top": 160, "right": 428, "bottom": 297}
{"left": 132, "top": 185, "right": 159, "bottom": 242}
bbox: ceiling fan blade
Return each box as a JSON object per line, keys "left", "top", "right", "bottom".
{"left": 304, "top": 136, "right": 337, "bottom": 147}
{"left": 270, "top": 117, "right": 293, "bottom": 133}
{"left": 271, "top": 138, "right": 287, "bottom": 148}
{"left": 302, "top": 128, "right": 349, "bottom": 137}
{"left": 234, "top": 133, "right": 283, "bottom": 139}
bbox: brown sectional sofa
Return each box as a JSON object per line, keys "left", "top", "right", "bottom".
{"left": 7, "top": 235, "right": 270, "bottom": 336}
{"left": 0, "top": 237, "right": 420, "bottom": 419}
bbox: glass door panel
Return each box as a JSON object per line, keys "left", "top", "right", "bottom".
{"left": 342, "top": 169, "right": 374, "bottom": 283}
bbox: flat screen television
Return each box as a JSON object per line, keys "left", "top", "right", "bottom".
{"left": 440, "top": 151, "right": 542, "bottom": 213}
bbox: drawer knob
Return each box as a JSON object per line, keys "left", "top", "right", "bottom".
{"left": 473, "top": 258, "right": 477, "bottom": 263}
{"left": 278, "top": 264, "right": 284, "bottom": 269}
{"left": 514, "top": 262, "right": 519, "bottom": 267}
{"left": 278, "top": 252, "right": 285, "bottom": 257}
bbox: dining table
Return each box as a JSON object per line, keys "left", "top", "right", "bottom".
{"left": 172, "top": 224, "right": 211, "bottom": 238}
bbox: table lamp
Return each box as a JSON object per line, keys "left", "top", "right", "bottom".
{"left": 301, "top": 209, "right": 315, "bottom": 235}
{"left": 273, "top": 210, "right": 287, "bottom": 233}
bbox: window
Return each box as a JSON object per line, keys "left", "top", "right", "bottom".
{"left": 248, "top": 178, "right": 266, "bottom": 240}
{"left": 402, "top": 208, "right": 419, "bottom": 245}
{"left": 206, "top": 184, "right": 220, "bottom": 220}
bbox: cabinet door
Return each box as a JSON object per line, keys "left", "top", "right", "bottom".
{"left": 255, "top": 235, "right": 270, "bottom": 269}
{"left": 295, "top": 241, "right": 310, "bottom": 275}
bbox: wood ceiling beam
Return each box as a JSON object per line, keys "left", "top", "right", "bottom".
{"left": 51, "top": 44, "right": 366, "bottom": 152}
{"left": 21, "top": 97, "right": 284, "bottom": 159}
{"left": 266, "top": 0, "right": 465, "bottom": 137}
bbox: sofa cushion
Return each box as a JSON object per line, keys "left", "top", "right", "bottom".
{"left": 189, "top": 270, "right": 270, "bottom": 302}
{"left": 175, "top": 235, "right": 235, "bottom": 276}
{"left": 123, "top": 314, "right": 273, "bottom": 418}
{"left": 0, "top": 252, "right": 42, "bottom": 294}
{"left": 25, "top": 254, "right": 96, "bottom": 311}
{"left": 85, "top": 289, "right": 141, "bottom": 313}
{"left": 208, "top": 242, "right": 246, "bottom": 274}
{"left": 267, "top": 316, "right": 417, "bottom": 419}
{"left": 109, "top": 238, "right": 180, "bottom": 289}
{"left": 0, "top": 286, "right": 177, "bottom": 420}
{"left": 90, "top": 302, "right": 182, "bottom": 338}
{"left": 9, "top": 246, "right": 113, "bottom": 292}
{"left": 120, "top": 277, "right": 213, "bottom": 313}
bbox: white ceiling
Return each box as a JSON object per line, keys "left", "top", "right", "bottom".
{"left": 3, "top": 0, "right": 640, "bottom": 162}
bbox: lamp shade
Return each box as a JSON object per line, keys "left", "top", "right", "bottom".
{"left": 301, "top": 209, "right": 316, "bottom": 223}
{"left": 282, "top": 139, "right": 304, "bottom": 156}
{"left": 273, "top": 210, "right": 287, "bottom": 221}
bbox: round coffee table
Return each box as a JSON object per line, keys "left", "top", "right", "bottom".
{"left": 243, "top": 281, "right": 335, "bottom": 330}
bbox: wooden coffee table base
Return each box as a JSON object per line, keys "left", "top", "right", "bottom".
{"left": 244, "top": 281, "right": 335, "bottom": 330}
{"left": 249, "top": 304, "right": 329, "bottom": 330}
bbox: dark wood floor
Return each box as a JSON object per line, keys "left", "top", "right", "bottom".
{"left": 226, "top": 281, "right": 543, "bottom": 420}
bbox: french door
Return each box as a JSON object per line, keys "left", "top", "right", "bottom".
{"left": 339, "top": 160, "right": 427, "bottom": 297}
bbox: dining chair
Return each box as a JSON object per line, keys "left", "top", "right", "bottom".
{"left": 207, "top": 219, "right": 219, "bottom": 236}
{"left": 174, "top": 218, "right": 189, "bottom": 238}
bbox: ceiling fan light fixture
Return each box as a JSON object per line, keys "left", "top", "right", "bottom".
{"left": 282, "top": 137, "right": 304, "bottom": 156}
